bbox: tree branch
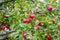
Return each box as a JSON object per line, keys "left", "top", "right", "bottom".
{"left": 0, "top": 30, "right": 15, "bottom": 36}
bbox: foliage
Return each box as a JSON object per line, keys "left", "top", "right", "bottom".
{"left": 0, "top": 0, "right": 60, "bottom": 40}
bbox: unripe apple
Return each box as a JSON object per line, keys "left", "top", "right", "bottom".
{"left": 48, "top": 6, "right": 53, "bottom": 11}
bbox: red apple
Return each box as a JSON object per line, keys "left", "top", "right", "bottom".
{"left": 5, "top": 25, "right": 10, "bottom": 29}
{"left": 29, "top": 13, "right": 35, "bottom": 19}
{"left": 36, "top": 25, "right": 40, "bottom": 29}
{"left": 52, "top": 18, "right": 56, "bottom": 23}
{"left": 0, "top": 27, "right": 5, "bottom": 30}
{"left": 3, "top": 13, "right": 8, "bottom": 18}
{"left": 48, "top": 6, "right": 53, "bottom": 11}
{"left": 37, "top": 21, "right": 43, "bottom": 26}
{"left": 46, "top": 34, "right": 52, "bottom": 40}
{"left": 26, "top": 18, "right": 31, "bottom": 23}
{"left": 23, "top": 33, "right": 27, "bottom": 38}
{"left": 22, "top": 18, "right": 27, "bottom": 23}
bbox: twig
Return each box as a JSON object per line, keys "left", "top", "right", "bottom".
{"left": 0, "top": 30, "right": 15, "bottom": 36}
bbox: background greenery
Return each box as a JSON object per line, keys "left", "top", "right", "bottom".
{"left": 0, "top": 0, "right": 60, "bottom": 40}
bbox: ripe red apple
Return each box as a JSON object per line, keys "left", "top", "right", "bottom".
{"left": 22, "top": 18, "right": 27, "bottom": 23}
{"left": 52, "top": 18, "right": 56, "bottom": 23}
{"left": 37, "top": 21, "right": 43, "bottom": 26}
{"left": 22, "top": 33, "right": 27, "bottom": 38}
{"left": 36, "top": 25, "right": 40, "bottom": 29}
{"left": 46, "top": 34, "right": 52, "bottom": 40}
{"left": 48, "top": 6, "right": 53, "bottom": 11}
{"left": 5, "top": 25, "right": 10, "bottom": 29}
{"left": 29, "top": 13, "right": 35, "bottom": 19}
{"left": 3, "top": 13, "right": 8, "bottom": 18}
{"left": 0, "top": 27, "right": 5, "bottom": 30}
{"left": 26, "top": 18, "right": 31, "bottom": 23}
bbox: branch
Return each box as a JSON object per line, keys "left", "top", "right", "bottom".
{"left": 0, "top": 30, "right": 15, "bottom": 36}
{"left": 0, "top": 36, "right": 6, "bottom": 40}
{"left": 34, "top": 9, "right": 47, "bottom": 14}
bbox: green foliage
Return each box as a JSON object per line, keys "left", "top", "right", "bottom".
{"left": 0, "top": 0, "right": 60, "bottom": 40}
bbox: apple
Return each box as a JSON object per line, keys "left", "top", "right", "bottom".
{"left": 37, "top": 21, "right": 43, "bottom": 26}
{"left": 52, "top": 18, "right": 56, "bottom": 23}
{"left": 29, "top": 13, "right": 35, "bottom": 19}
{"left": 36, "top": 25, "right": 40, "bottom": 29}
{"left": 0, "top": 27, "right": 5, "bottom": 30}
{"left": 3, "top": 13, "right": 8, "bottom": 18}
{"left": 23, "top": 33, "right": 27, "bottom": 38}
{"left": 26, "top": 18, "right": 31, "bottom": 23}
{"left": 22, "top": 18, "right": 27, "bottom": 23}
{"left": 46, "top": 34, "right": 52, "bottom": 40}
{"left": 48, "top": 6, "right": 53, "bottom": 11}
